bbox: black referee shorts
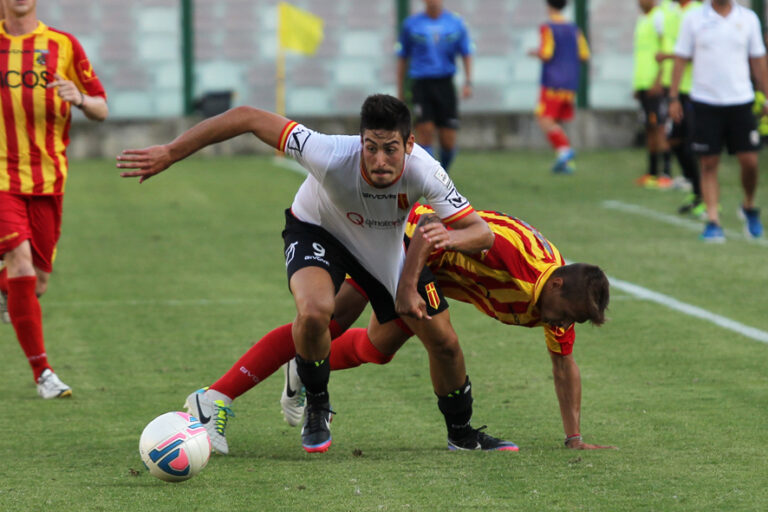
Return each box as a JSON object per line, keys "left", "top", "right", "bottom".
{"left": 411, "top": 76, "right": 459, "bottom": 129}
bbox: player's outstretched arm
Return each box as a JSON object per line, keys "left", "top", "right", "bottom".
{"left": 550, "top": 351, "right": 617, "bottom": 450}
{"left": 117, "top": 106, "right": 291, "bottom": 182}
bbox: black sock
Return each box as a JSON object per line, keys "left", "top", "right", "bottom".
{"left": 672, "top": 143, "right": 702, "bottom": 197}
{"left": 649, "top": 152, "right": 659, "bottom": 177}
{"left": 294, "top": 354, "right": 330, "bottom": 405}
{"left": 662, "top": 150, "right": 672, "bottom": 177}
{"left": 437, "top": 376, "right": 473, "bottom": 440}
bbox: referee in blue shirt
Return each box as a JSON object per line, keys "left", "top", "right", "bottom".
{"left": 396, "top": 0, "right": 473, "bottom": 173}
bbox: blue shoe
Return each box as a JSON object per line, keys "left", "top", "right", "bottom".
{"left": 700, "top": 222, "right": 725, "bottom": 243}
{"left": 738, "top": 206, "right": 763, "bottom": 238}
{"left": 552, "top": 148, "right": 575, "bottom": 174}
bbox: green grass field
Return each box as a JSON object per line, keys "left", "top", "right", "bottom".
{"left": 1, "top": 149, "right": 767, "bottom": 511}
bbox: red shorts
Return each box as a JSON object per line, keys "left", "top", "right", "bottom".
{"left": 535, "top": 87, "right": 575, "bottom": 122}
{"left": 0, "top": 192, "right": 63, "bottom": 273}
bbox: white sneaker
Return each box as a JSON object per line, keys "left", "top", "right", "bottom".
{"left": 280, "top": 359, "right": 306, "bottom": 427}
{"left": 184, "top": 388, "right": 233, "bottom": 455}
{"left": 36, "top": 369, "right": 72, "bottom": 399}
{"left": 0, "top": 291, "right": 9, "bottom": 324}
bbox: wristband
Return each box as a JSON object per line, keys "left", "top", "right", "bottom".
{"left": 668, "top": 96, "right": 679, "bottom": 102}
{"left": 564, "top": 433, "right": 582, "bottom": 446}
{"left": 77, "top": 90, "right": 85, "bottom": 109}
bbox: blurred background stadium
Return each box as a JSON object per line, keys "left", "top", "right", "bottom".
{"left": 36, "top": 0, "right": 768, "bottom": 154}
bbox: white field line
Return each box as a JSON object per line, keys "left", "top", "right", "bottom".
{"left": 42, "top": 281, "right": 768, "bottom": 344}
{"left": 601, "top": 200, "right": 768, "bottom": 247}
{"left": 608, "top": 275, "right": 768, "bottom": 344}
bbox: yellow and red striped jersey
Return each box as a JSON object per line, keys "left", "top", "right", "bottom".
{"left": 0, "top": 21, "right": 106, "bottom": 195}
{"left": 406, "top": 203, "right": 576, "bottom": 355}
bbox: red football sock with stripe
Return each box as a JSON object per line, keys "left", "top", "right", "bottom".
{"left": 210, "top": 319, "right": 348, "bottom": 400}
{"left": 7, "top": 276, "right": 50, "bottom": 381}
{"left": 210, "top": 323, "right": 296, "bottom": 400}
{"left": 329, "top": 328, "right": 394, "bottom": 369}
{"left": 547, "top": 127, "right": 570, "bottom": 151}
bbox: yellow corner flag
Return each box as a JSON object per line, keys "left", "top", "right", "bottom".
{"left": 278, "top": 2, "right": 324, "bottom": 55}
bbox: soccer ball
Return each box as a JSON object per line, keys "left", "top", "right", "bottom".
{"left": 139, "top": 411, "right": 211, "bottom": 482}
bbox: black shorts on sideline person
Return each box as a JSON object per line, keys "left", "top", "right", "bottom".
{"left": 692, "top": 101, "right": 760, "bottom": 155}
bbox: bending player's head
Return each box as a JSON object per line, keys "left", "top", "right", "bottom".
{"left": 359, "top": 95, "right": 415, "bottom": 188}
{"left": 546, "top": 0, "right": 567, "bottom": 11}
{"left": 539, "top": 264, "right": 610, "bottom": 328}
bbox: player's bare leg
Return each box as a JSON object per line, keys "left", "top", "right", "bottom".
{"left": 698, "top": 154, "right": 726, "bottom": 241}
{"left": 289, "top": 266, "right": 336, "bottom": 452}
{"left": 437, "top": 127, "right": 458, "bottom": 171}
{"left": 699, "top": 155, "right": 721, "bottom": 224}
{"left": 736, "top": 151, "right": 759, "bottom": 209}
{"left": 415, "top": 121, "right": 436, "bottom": 156}
{"left": 735, "top": 151, "right": 762, "bottom": 238}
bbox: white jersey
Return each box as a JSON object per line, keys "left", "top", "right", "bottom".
{"left": 675, "top": 2, "right": 766, "bottom": 106}
{"left": 279, "top": 121, "right": 475, "bottom": 297}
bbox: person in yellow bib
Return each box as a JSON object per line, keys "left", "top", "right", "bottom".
{"left": 634, "top": 0, "right": 672, "bottom": 189}
{"left": 656, "top": 0, "right": 704, "bottom": 215}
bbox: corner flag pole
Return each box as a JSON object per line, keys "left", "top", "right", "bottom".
{"left": 575, "top": 0, "right": 589, "bottom": 109}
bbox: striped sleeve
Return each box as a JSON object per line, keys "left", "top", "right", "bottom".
{"left": 278, "top": 120, "right": 299, "bottom": 152}
{"left": 544, "top": 325, "right": 575, "bottom": 355}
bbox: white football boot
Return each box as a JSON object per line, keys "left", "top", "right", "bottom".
{"left": 36, "top": 369, "right": 72, "bottom": 399}
{"left": 184, "top": 388, "right": 233, "bottom": 455}
{"left": 280, "top": 359, "right": 306, "bottom": 427}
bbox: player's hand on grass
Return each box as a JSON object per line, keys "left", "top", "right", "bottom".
{"left": 566, "top": 438, "right": 617, "bottom": 450}
{"left": 395, "top": 287, "right": 431, "bottom": 320}
{"left": 116, "top": 145, "right": 173, "bottom": 183}
{"left": 47, "top": 73, "right": 83, "bottom": 107}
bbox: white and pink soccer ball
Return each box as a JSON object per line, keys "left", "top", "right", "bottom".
{"left": 139, "top": 411, "right": 211, "bottom": 482}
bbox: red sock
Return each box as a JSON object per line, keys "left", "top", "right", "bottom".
{"left": 329, "top": 328, "right": 394, "bottom": 370}
{"left": 209, "top": 319, "right": 356, "bottom": 399}
{"left": 0, "top": 267, "right": 8, "bottom": 294}
{"left": 547, "top": 127, "right": 570, "bottom": 151}
{"left": 8, "top": 276, "right": 49, "bottom": 381}
{"left": 210, "top": 323, "right": 296, "bottom": 399}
